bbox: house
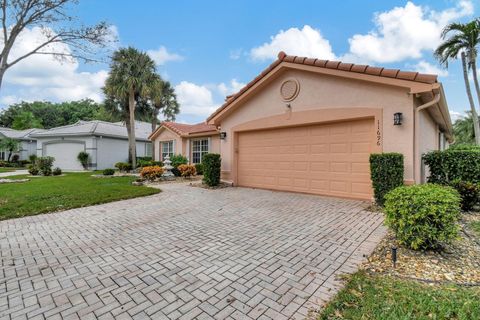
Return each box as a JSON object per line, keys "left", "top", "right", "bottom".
{"left": 0, "top": 127, "right": 43, "bottom": 161}
{"left": 149, "top": 122, "right": 220, "bottom": 164}
{"left": 30, "top": 120, "right": 152, "bottom": 170}
{"left": 206, "top": 51, "right": 453, "bottom": 200}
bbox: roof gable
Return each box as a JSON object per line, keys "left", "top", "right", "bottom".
{"left": 207, "top": 51, "right": 441, "bottom": 124}
{"left": 149, "top": 122, "right": 217, "bottom": 140}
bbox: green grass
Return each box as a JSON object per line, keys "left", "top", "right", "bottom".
{"left": 0, "top": 172, "right": 160, "bottom": 220}
{"left": 318, "top": 271, "right": 480, "bottom": 320}
{"left": 471, "top": 221, "right": 480, "bottom": 237}
{"left": 0, "top": 167, "right": 19, "bottom": 173}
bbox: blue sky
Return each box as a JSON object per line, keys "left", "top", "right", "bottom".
{"left": 0, "top": 0, "right": 477, "bottom": 123}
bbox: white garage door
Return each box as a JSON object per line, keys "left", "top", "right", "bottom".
{"left": 45, "top": 142, "right": 85, "bottom": 171}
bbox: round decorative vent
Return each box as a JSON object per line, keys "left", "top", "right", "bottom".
{"left": 280, "top": 79, "right": 300, "bottom": 101}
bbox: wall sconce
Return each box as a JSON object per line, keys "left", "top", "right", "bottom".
{"left": 394, "top": 112, "right": 403, "bottom": 125}
{"left": 220, "top": 132, "right": 227, "bottom": 140}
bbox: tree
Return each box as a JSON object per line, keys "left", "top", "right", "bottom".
{"left": 453, "top": 112, "right": 477, "bottom": 144}
{"left": 0, "top": 99, "right": 119, "bottom": 128}
{"left": 435, "top": 20, "right": 480, "bottom": 145}
{"left": 151, "top": 80, "right": 179, "bottom": 132}
{"left": 0, "top": 0, "right": 115, "bottom": 91}
{"left": 0, "top": 137, "right": 19, "bottom": 161}
{"left": 11, "top": 111, "right": 43, "bottom": 129}
{"left": 103, "top": 47, "right": 158, "bottom": 168}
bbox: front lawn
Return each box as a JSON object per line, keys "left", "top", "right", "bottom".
{"left": 0, "top": 172, "right": 160, "bottom": 220}
{"left": 318, "top": 271, "right": 480, "bottom": 320}
{"left": 0, "top": 167, "right": 19, "bottom": 173}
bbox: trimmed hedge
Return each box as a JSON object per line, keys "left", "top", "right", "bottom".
{"left": 203, "top": 153, "right": 221, "bottom": 186}
{"left": 423, "top": 149, "right": 480, "bottom": 184}
{"left": 369, "top": 153, "right": 404, "bottom": 206}
{"left": 195, "top": 163, "right": 204, "bottom": 175}
{"left": 450, "top": 179, "right": 479, "bottom": 211}
{"left": 384, "top": 184, "right": 461, "bottom": 250}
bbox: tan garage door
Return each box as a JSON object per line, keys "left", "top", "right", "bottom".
{"left": 237, "top": 118, "right": 374, "bottom": 199}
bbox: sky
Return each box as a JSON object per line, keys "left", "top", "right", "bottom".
{"left": 0, "top": 0, "right": 478, "bottom": 124}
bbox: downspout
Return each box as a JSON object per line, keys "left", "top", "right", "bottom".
{"left": 413, "top": 92, "right": 441, "bottom": 183}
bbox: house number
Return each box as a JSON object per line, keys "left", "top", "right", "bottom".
{"left": 376, "top": 120, "right": 381, "bottom": 146}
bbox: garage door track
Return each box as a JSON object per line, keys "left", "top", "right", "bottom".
{"left": 0, "top": 183, "right": 386, "bottom": 320}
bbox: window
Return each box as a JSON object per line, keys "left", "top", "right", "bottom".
{"left": 161, "top": 141, "right": 174, "bottom": 160}
{"left": 145, "top": 143, "right": 152, "bottom": 157}
{"left": 192, "top": 139, "right": 209, "bottom": 164}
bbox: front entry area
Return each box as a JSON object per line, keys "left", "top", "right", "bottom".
{"left": 237, "top": 118, "right": 375, "bottom": 199}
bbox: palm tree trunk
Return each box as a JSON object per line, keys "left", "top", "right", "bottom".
{"left": 462, "top": 52, "right": 480, "bottom": 145}
{"left": 128, "top": 88, "right": 137, "bottom": 168}
{"left": 470, "top": 57, "right": 480, "bottom": 142}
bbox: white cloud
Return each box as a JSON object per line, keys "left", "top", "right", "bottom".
{"left": 345, "top": 1, "right": 473, "bottom": 63}
{"left": 450, "top": 110, "right": 465, "bottom": 122}
{"left": 216, "top": 79, "right": 245, "bottom": 97}
{"left": 174, "top": 81, "right": 218, "bottom": 117}
{"left": 409, "top": 60, "right": 448, "bottom": 77}
{"left": 250, "top": 25, "right": 336, "bottom": 61}
{"left": 229, "top": 49, "right": 243, "bottom": 60}
{"left": 1, "top": 26, "right": 108, "bottom": 104}
{"left": 147, "top": 46, "right": 183, "bottom": 65}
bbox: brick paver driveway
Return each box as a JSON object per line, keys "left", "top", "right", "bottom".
{"left": 0, "top": 183, "right": 386, "bottom": 320}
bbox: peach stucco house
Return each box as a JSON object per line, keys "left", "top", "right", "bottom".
{"left": 149, "top": 122, "right": 220, "bottom": 164}
{"left": 203, "top": 51, "right": 453, "bottom": 200}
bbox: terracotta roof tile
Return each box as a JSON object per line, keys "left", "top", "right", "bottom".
{"left": 162, "top": 122, "right": 217, "bottom": 136}
{"left": 207, "top": 51, "right": 438, "bottom": 122}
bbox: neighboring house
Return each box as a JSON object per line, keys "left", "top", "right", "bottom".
{"left": 30, "top": 120, "right": 152, "bottom": 170}
{"left": 206, "top": 51, "right": 453, "bottom": 200}
{"left": 0, "top": 127, "right": 43, "bottom": 161}
{"left": 149, "top": 122, "right": 220, "bottom": 164}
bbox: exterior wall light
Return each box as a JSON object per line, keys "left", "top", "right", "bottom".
{"left": 394, "top": 112, "right": 403, "bottom": 125}
{"left": 220, "top": 132, "right": 227, "bottom": 140}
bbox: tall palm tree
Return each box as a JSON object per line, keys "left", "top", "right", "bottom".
{"left": 151, "top": 80, "right": 180, "bottom": 132}
{"left": 103, "top": 47, "right": 157, "bottom": 168}
{"left": 435, "top": 20, "right": 480, "bottom": 145}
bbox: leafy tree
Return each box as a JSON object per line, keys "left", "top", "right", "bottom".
{"left": 0, "top": 0, "right": 115, "bottom": 91}
{"left": 103, "top": 47, "right": 158, "bottom": 168}
{"left": 0, "top": 99, "right": 119, "bottom": 128}
{"left": 0, "top": 137, "right": 19, "bottom": 162}
{"left": 452, "top": 112, "right": 477, "bottom": 145}
{"left": 435, "top": 19, "right": 480, "bottom": 144}
{"left": 11, "top": 111, "right": 43, "bottom": 129}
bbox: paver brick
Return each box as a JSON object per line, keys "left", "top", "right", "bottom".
{"left": 0, "top": 183, "right": 386, "bottom": 319}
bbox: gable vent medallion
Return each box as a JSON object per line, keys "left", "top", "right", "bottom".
{"left": 280, "top": 79, "right": 300, "bottom": 101}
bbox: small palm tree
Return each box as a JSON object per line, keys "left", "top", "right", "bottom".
{"left": 435, "top": 19, "right": 480, "bottom": 145}
{"left": 103, "top": 47, "right": 157, "bottom": 168}
{"left": 453, "top": 112, "right": 478, "bottom": 144}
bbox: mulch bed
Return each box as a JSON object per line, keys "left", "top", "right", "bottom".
{"left": 363, "top": 211, "right": 480, "bottom": 285}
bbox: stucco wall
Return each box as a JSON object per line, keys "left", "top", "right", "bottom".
{"left": 151, "top": 128, "right": 183, "bottom": 161}
{"left": 417, "top": 110, "right": 439, "bottom": 182}
{"left": 37, "top": 136, "right": 151, "bottom": 170}
{"left": 218, "top": 68, "right": 417, "bottom": 182}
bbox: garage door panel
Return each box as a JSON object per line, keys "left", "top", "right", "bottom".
{"left": 45, "top": 142, "right": 85, "bottom": 171}
{"left": 237, "top": 118, "right": 374, "bottom": 199}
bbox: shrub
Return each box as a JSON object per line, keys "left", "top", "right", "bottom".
{"left": 384, "top": 184, "right": 461, "bottom": 250}
{"left": 448, "top": 143, "right": 480, "bottom": 151}
{"left": 136, "top": 156, "right": 152, "bottom": 162}
{"left": 178, "top": 164, "right": 196, "bottom": 177}
{"left": 169, "top": 154, "right": 188, "bottom": 177}
{"left": 27, "top": 164, "right": 39, "bottom": 176}
{"left": 11, "top": 154, "right": 19, "bottom": 163}
{"left": 17, "top": 160, "right": 30, "bottom": 167}
{"left": 28, "top": 154, "right": 37, "bottom": 163}
{"left": 203, "top": 153, "right": 221, "bottom": 186}
{"left": 36, "top": 156, "right": 54, "bottom": 176}
{"left": 369, "top": 153, "right": 404, "bottom": 206}
{"left": 52, "top": 167, "right": 62, "bottom": 176}
{"left": 0, "top": 160, "right": 6, "bottom": 167}
{"left": 103, "top": 168, "right": 115, "bottom": 176}
{"left": 450, "top": 179, "right": 479, "bottom": 211}
{"left": 77, "top": 151, "right": 90, "bottom": 170}
{"left": 115, "top": 162, "right": 132, "bottom": 172}
{"left": 195, "top": 163, "right": 204, "bottom": 175}
{"left": 423, "top": 149, "right": 480, "bottom": 184}
{"left": 140, "top": 166, "right": 164, "bottom": 181}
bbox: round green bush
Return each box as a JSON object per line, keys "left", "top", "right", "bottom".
{"left": 103, "top": 168, "right": 115, "bottom": 176}
{"left": 384, "top": 184, "right": 461, "bottom": 250}
{"left": 52, "top": 167, "right": 62, "bottom": 176}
